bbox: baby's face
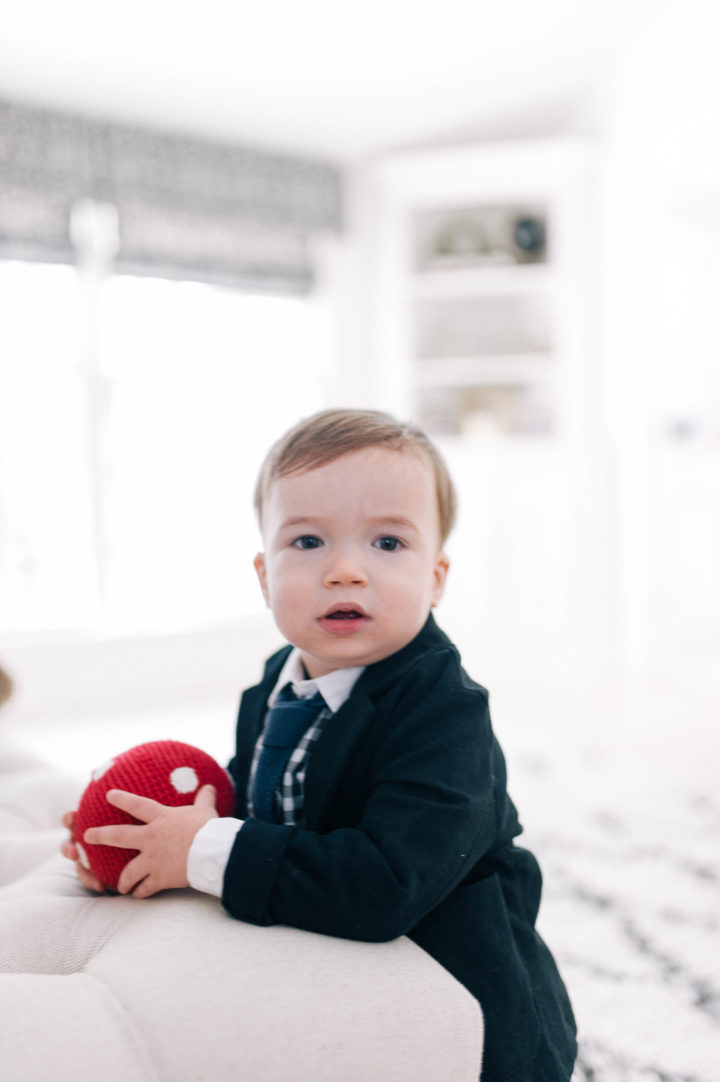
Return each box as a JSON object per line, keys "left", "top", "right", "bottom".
{"left": 254, "top": 448, "right": 449, "bottom": 678}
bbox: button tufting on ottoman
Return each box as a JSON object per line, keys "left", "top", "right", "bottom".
{"left": 0, "top": 743, "right": 483, "bottom": 1082}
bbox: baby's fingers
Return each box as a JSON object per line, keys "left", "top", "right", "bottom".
{"left": 75, "top": 862, "right": 108, "bottom": 894}
{"left": 105, "top": 789, "right": 163, "bottom": 822}
{"left": 83, "top": 822, "right": 143, "bottom": 849}
{"left": 116, "top": 855, "right": 152, "bottom": 897}
{"left": 61, "top": 808, "right": 79, "bottom": 861}
{"left": 60, "top": 836, "right": 79, "bottom": 861}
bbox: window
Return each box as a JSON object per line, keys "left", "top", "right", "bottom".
{"left": 0, "top": 262, "right": 331, "bottom": 635}
{"left": 0, "top": 262, "right": 96, "bottom": 631}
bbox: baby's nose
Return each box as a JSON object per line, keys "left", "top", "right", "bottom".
{"left": 323, "top": 550, "right": 368, "bottom": 587}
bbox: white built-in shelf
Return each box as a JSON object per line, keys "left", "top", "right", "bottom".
{"left": 415, "top": 354, "right": 555, "bottom": 389}
{"left": 410, "top": 263, "right": 555, "bottom": 299}
{"left": 367, "top": 142, "right": 593, "bottom": 441}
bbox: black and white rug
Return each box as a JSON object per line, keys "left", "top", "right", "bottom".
{"left": 491, "top": 676, "right": 719, "bottom": 1082}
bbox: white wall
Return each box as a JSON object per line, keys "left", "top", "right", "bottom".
{"left": 3, "top": 10, "right": 719, "bottom": 742}
{"left": 596, "top": 7, "right": 720, "bottom": 677}
{"left": 336, "top": 16, "right": 720, "bottom": 683}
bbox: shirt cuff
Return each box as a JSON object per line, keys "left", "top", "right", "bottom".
{"left": 187, "top": 816, "right": 244, "bottom": 896}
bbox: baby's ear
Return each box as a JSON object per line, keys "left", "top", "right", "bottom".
{"left": 431, "top": 552, "right": 450, "bottom": 607}
{"left": 253, "top": 553, "right": 270, "bottom": 606}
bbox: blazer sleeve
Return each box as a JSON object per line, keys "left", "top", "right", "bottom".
{"left": 221, "top": 646, "right": 521, "bottom": 941}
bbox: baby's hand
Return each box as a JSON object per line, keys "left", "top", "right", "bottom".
{"left": 83, "top": 785, "right": 218, "bottom": 899}
{"left": 60, "top": 809, "right": 108, "bottom": 894}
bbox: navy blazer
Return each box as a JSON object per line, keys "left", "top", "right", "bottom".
{"left": 224, "top": 615, "right": 576, "bottom": 1081}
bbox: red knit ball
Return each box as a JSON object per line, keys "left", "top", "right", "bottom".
{"left": 74, "top": 740, "right": 236, "bottom": 890}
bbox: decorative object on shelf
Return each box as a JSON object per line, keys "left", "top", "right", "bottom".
{"left": 432, "top": 217, "right": 489, "bottom": 264}
{"left": 418, "top": 384, "right": 554, "bottom": 439}
{"left": 512, "top": 216, "right": 546, "bottom": 260}
{"left": 416, "top": 205, "right": 548, "bottom": 271}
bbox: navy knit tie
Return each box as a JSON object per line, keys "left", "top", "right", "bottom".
{"left": 251, "top": 685, "right": 324, "bottom": 823}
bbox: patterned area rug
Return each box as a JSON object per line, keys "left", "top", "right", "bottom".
{"left": 492, "top": 677, "right": 719, "bottom": 1082}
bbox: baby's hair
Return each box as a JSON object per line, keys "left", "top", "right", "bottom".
{"left": 255, "top": 408, "right": 457, "bottom": 546}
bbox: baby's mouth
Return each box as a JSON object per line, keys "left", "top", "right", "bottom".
{"left": 318, "top": 605, "right": 369, "bottom": 633}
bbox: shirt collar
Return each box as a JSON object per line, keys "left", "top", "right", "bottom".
{"left": 268, "top": 648, "right": 365, "bottom": 714}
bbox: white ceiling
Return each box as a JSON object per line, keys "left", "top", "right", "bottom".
{"left": 0, "top": 1, "right": 647, "bottom": 162}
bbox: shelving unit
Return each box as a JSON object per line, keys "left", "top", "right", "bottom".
{"left": 364, "top": 140, "right": 595, "bottom": 448}
{"left": 357, "top": 140, "right": 611, "bottom": 673}
{"left": 410, "top": 200, "right": 554, "bottom": 436}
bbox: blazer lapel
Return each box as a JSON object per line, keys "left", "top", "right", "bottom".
{"left": 302, "top": 615, "right": 451, "bottom": 827}
{"left": 233, "top": 616, "right": 450, "bottom": 822}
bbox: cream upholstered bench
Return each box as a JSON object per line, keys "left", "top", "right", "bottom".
{"left": 0, "top": 742, "right": 483, "bottom": 1082}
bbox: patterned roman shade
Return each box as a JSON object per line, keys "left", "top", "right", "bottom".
{"left": 0, "top": 99, "right": 342, "bottom": 293}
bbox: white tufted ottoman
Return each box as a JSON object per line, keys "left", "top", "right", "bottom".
{"left": 0, "top": 742, "right": 483, "bottom": 1082}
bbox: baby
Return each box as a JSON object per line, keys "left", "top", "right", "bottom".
{"left": 63, "top": 408, "right": 576, "bottom": 1081}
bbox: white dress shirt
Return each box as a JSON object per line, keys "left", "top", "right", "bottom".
{"left": 187, "top": 651, "right": 364, "bottom": 896}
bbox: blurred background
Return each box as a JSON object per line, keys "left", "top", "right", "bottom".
{"left": 0, "top": 3, "right": 718, "bottom": 1079}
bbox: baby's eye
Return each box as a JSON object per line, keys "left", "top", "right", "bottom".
{"left": 292, "top": 535, "right": 323, "bottom": 550}
{"left": 373, "top": 535, "right": 404, "bottom": 552}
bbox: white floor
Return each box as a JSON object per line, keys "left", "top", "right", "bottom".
{"left": 6, "top": 668, "right": 719, "bottom": 1082}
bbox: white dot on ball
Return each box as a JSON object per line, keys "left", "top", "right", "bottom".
{"left": 76, "top": 842, "right": 91, "bottom": 870}
{"left": 170, "top": 766, "right": 199, "bottom": 794}
{"left": 92, "top": 759, "right": 115, "bottom": 782}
